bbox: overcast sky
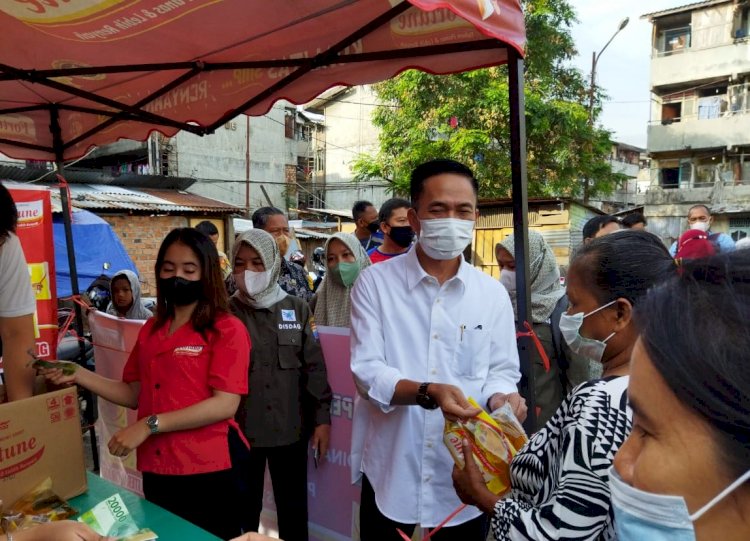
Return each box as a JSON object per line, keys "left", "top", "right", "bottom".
{"left": 569, "top": 0, "right": 682, "bottom": 148}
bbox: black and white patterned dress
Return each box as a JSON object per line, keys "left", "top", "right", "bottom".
{"left": 491, "top": 376, "right": 632, "bottom": 540}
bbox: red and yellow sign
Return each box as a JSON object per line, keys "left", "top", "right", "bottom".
{"left": 8, "top": 186, "right": 58, "bottom": 359}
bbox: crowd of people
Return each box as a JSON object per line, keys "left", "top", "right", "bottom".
{"left": 1, "top": 158, "right": 749, "bottom": 541}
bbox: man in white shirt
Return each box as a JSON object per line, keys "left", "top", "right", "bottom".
{"left": 350, "top": 159, "right": 525, "bottom": 541}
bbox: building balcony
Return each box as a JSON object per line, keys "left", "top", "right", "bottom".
{"left": 650, "top": 40, "right": 750, "bottom": 89}
{"left": 647, "top": 113, "right": 750, "bottom": 153}
{"left": 609, "top": 159, "right": 640, "bottom": 178}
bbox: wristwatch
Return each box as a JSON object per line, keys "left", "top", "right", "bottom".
{"left": 416, "top": 382, "right": 439, "bottom": 410}
{"left": 145, "top": 414, "right": 160, "bottom": 435}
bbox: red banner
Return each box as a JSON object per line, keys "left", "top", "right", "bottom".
{"left": 8, "top": 185, "right": 58, "bottom": 360}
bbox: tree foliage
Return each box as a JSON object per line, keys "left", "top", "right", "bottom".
{"left": 351, "top": 0, "right": 625, "bottom": 199}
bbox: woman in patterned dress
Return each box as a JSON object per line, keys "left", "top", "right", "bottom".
{"left": 453, "top": 230, "right": 676, "bottom": 541}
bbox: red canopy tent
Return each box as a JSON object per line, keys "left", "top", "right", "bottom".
{"left": 0, "top": 0, "right": 536, "bottom": 424}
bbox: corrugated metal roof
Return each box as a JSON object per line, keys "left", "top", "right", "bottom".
{"left": 295, "top": 228, "right": 332, "bottom": 240}
{"left": 641, "top": 0, "right": 731, "bottom": 20}
{"left": 305, "top": 207, "right": 354, "bottom": 219}
{"left": 139, "top": 188, "right": 240, "bottom": 212}
{"left": 0, "top": 162, "right": 197, "bottom": 190}
{"left": 48, "top": 184, "right": 239, "bottom": 214}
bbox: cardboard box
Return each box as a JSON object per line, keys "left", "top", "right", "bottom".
{"left": 0, "top": 387, "right": 87, "bottom": 506}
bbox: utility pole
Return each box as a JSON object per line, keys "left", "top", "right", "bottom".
{"left": 584, "top": 17, "right": 630, "bottom": 203}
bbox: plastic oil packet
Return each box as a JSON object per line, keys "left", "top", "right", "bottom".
{"left": 443, "top": 398, "right": 528, "bottom": 495}
{"left": 3, "top": 477, "right": 77, "bottom": 532}
{"left": 490, "top": 402, "right": 528, "bottom": 453}
{"left": 78, "top": 494, "right": 157, "bottom": 541}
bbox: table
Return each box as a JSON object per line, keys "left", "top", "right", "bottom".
{"left": 70, "top": 473, "right": 222, "bottom": 541}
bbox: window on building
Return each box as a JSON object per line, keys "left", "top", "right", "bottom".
{"left": 661, "top": 26, "right": 691, "bottom": 54}
{"left": 729, "top": 217, "right": 750, "bottom": 241}
{"left": 284, "top": 114, "right": 294, "bottom": 139}
{"left": 660, "top": 167, "right": 680, "bottom": 187}
{"left": 734, "top": 7, "right": 750, "bottom": 39}
{"left": 662, "top": 102, "right": 682, "bottom": 123}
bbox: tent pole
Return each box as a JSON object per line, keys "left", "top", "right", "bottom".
{"left": 51, "top": 105, "right": 99, "bottom": 470}
{"left": 50, "top": 106, "right": 84, "bottom": 348}
{"left": 507, "top": 49, "right": 536, "bottom": 432}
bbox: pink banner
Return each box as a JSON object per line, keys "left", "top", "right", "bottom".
{"left": 260, "top": 326, "right": 361, "bottom": 541}
{"left": 89, "top": 310, "right": 146, "bottom": 496}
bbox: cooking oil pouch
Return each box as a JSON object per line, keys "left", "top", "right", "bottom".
{"left": 490, "top": 402, "right": 529, "bottom": 453}
{"left": 443, "top": 398, "right": 528, "bottom": 495}
{"left": 1, "top": 478, "right": 77, "bottom": 533}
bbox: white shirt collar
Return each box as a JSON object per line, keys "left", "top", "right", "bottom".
{"left": 405, "top": 242, "right": 469, "bottom": 291}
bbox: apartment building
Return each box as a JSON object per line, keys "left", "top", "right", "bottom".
{"left": 643, "top": 0, "right": 750, "bottom": 244}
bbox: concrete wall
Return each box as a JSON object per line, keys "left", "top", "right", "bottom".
{"left": 322, "top": 86, "right": 390, "bottom": 210}
{"left": 102, "top": 214, "right": 189, "bottom": 296}
{"left": 172, "top": 102, "right": 293, "bottom": 213}
{"left": 651, "top": 4, "right": 742, "bottom": 89}
{"left": 648, "top": 114, "right": 750, "bottom": 153}
{"left": 644, "top": 183, "right": 750, "bottom": 246}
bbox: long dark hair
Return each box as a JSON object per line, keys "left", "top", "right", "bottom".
{"left": 636, "top": 250, "right": 750, "bottom": 478}
{"left": 0, "top": 183, "right": 18, "bottom": 245}
{"left": 572, "top": 230, "right": 676, "bottom": 306}
{"left": 153, "top": 228, "right": 228, "bottom": 335}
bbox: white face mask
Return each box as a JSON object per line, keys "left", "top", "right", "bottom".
{"left": 418, "top": 218, "right": 474, "bottom": 260}
{"left": 690, "top": 221, "right": 710, "bottom": 232}
{"left": 499, "top": 269, "right": 516, "bottom": 292}
{"left": 235, "top": 269, "right": 271, "bottom": 296}
{"left": 559, "top": 300, "right": 617, "bottom": 364}
{"left": 609, "top": 466, "right": 750, "bottom": 541}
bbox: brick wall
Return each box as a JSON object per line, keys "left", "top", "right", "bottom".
{"left": 102, "top": 215, "right": 188, "bottom": 296}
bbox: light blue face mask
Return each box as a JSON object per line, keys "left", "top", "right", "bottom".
{"left": 559, "top": 300, "right": 617, "bottom": 364}
{"left": 609, "top": 466, "right": 750, "bottom": 541}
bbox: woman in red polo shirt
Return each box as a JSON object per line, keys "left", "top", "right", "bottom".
{"left": 43, "top": 228, "right": 251, "bottom": 539}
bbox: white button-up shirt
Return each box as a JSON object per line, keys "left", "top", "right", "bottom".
{"left": 350, "top": 246, "right": 520, "bottom": 527}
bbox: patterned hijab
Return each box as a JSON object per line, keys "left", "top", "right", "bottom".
{"left": 232, "top": 229, "right": 287, "bottom": 309}
{"left": 313, "top": 232, "right": 371, "bottom": 327}
{"left": 499, "top": 230, "right": 565, "bottom": 323}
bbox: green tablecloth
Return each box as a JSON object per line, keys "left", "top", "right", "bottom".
{"left": 70, "top": 473, "right": 222, "bottom": 541}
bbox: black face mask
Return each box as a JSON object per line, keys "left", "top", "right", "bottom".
{"left": 388, "top": 225, "right": 414, "bottom": 248}
{"left": 366, "top": 220, "right": 381, "bottom": 234}
{"left": 159, "top": 276, "right": 202, "bottom": 306}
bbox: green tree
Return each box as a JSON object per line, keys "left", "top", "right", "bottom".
{"left": 351, "top": 0, "right": 625, "bottom": 199}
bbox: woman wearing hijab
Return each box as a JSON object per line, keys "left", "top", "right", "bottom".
{"left": 229, "top": 229, "right": 332, "bottom": 541}
{"left": 495, "top": 231, "right": 575, "bottom": 429}
{"left": 312, "top": 232, "right": 371, "bottom": 327}
{"left": 105, "top": 269, "right": 153, "bottom": 320}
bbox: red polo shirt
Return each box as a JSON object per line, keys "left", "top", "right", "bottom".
{"left": 122, "top": 312, "right": 251, "bottom": 475}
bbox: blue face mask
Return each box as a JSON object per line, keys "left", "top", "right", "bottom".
{"left": 609, "top": 466, "right": 750, "bottom": 541}
{"left": 559, "top": 300, "right": 617, "bottom": 364}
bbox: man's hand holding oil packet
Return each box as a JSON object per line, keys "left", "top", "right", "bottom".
{"left": 443, "top": 398, "right": 528, "bottom": 495}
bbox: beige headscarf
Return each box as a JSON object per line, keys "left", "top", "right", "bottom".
{"left": 231, "top": 229, "right": 287, "bottom": 309}
{"left": 313, "top": 232, "right": 371, "bottom": 327}
{"left": 499, "top": 230, "right": 565, "bottom": 323}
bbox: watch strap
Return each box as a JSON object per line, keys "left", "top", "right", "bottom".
{"left": 417, "top": 382, "right": 439, "bottom": 410}
{"left": 146, "top": 414, "right": 159, "bottom": 434}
